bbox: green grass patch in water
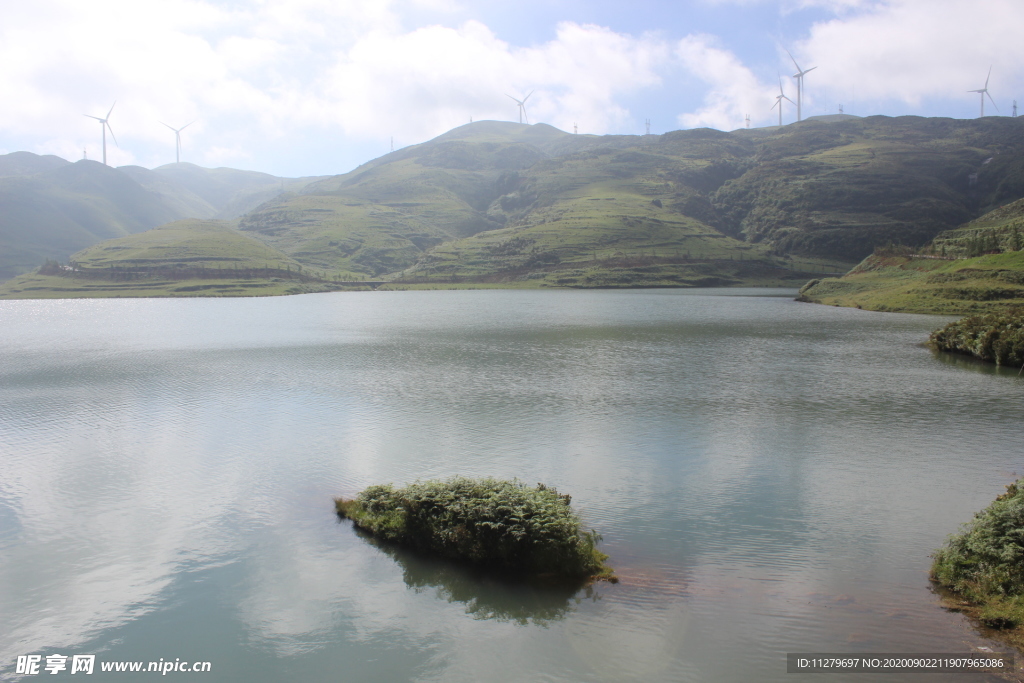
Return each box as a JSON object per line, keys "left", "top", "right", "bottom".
{"left": 335, "top": 477, "right": 615, "bottom": 581}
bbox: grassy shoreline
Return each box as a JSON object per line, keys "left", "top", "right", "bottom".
{"left": 797, "top": 251, "right": 1024, "bottom": 315}
{"left": 0, "top": 270, "right": 810, "bottom": 299}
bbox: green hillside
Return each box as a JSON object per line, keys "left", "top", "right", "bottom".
{"left": 797, "top": 197, "right": 1024, "bottom": 314}
{"left": 238, "top": 122, "right": 840, "bottom": 286}
{"left": 0, "top": 219, "right": 343, "bottom": 298}
{"left": 236, "top": 116, "right": 1024, "bottom": 287}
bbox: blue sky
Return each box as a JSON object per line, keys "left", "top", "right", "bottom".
{"left": 0, "top": 0, "right": 1019, "bottom": 177}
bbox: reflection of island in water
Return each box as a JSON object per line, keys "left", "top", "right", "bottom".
{"left": 356, "top": 529, "right": 602, "bottom": 625}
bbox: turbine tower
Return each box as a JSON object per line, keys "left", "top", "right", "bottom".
{"left": 771, "top": 78, "right": 794, "bottom": 127}
{"left": 787, "top": 50, "right": 816, "bottom": 122}
{"left": 968, "top": 67, "right": 998, "bottom": 117}
{"left": 160, "top": 121, "right": 193, "bottom": 164}
{"left": 84, "top": 102, "right": 118, "bottom": 166}
{"left": 506, "top": 91, "right": 533, "bottom": 124}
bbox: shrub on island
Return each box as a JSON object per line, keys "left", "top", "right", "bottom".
{"left": 335, "top": 477, "right": 614, "bottom": 581}
{"left": 929, "top": 309, "right": 1024, "bottom": 368}
{"left": 932, "top": 480, "right": 1024, "bottom": 631}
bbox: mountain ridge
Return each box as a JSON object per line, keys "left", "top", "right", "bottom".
{"left": 6, "top": 114, "right": 1024, "bottom": 295}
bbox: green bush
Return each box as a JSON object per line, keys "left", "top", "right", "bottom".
{"left": 932, "top": 481, "right": 1024, "bottom": 628}
{"left": 928, "top": 309, "right": 1024, "bottom": 367}
{"left": 336, "top": 477, "right": 613, "bottom": 579}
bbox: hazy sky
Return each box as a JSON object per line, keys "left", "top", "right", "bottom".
{"left": 0, "top": 0, "right": 1019, "bottom": 177}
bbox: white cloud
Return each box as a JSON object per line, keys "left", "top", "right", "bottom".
{"left": 0, "top": 0, "right": 673, "bottom": 170}
{"left": 4, "top": 0, "right": 1017, "bottom": 173}
{"left": 795, "top": 0, "right": 1024, "bottom": 113}
{"left": 320, "top": 21, "right": 668, "bottom": 143}
{"left": 675, "top": 35, "right": 777, "bottom": 130}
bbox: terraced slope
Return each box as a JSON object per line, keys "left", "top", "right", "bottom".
{"left": 402, "top": 142, "right": 805, "bottom": 287}
{"left": 0, "top": 220, "right": 337, "bottom": 298}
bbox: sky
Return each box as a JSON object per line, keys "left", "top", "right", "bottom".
{"left": 0, "top": 0, "right": 1020, "bottom": 177}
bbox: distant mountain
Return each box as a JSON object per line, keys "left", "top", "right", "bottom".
{"left": 149, "top": 163, "right": 329, "bottom": 219}
{"left": 116, "top": 165, "right": 218, "bottom": 220}
{"left": 0, "top": 152, "right": 327, "bottom": 281}
{"left": 0, "top": 151, "right": 70, "bottom": 176}
{"left": 0, "top": 160, "right": 182, "bottom": 280}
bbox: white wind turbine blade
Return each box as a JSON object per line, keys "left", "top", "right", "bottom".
{"left": 522, "top": 90, "right": 534, "bottom": 105}
{"left": 985, "top": 66, "right": 992, "bottom": 90}
{"left": 506, "top": 94, "right": 523, "bottom": 105}
{"left": 105, "top": 123, "right": 118, "bottom": 147}
{"left": 987, "top": 90, "right": 1000, "bottom": 113}
{"left": 180, "top": 121, "right": 195, "bottom": 132}
{"left": 84, "top": 114, "right": 104, "bottom": 122}
{"left": 787, "top": 49, "right": 801, "bottom": 74}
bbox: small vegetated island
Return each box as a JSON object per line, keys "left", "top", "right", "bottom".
{"left": 928, "top": 309, "right": 1024, "bottom": 369}
{"left": 932, "top": 480, "right": 1024, "bottom": 646}
{"left": 335, "top": 476, "right": 615, "bottom": 582}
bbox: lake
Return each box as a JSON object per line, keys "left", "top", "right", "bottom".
{"left": 1, "top": 289, "right": 1022, "bottom": 682}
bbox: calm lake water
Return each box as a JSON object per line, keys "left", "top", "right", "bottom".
{"left": 1, "top": 289, "right": 1022, "bottom": 682}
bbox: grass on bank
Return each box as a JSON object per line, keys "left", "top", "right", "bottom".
{"left": 932, "top": 480, "right": 1024, "bottom": 646}
{"left": 797, "top": 249, "right": 1024, "bottom": 315}
{"left": 335, "top": 477, "right": 615, "bottom": 581}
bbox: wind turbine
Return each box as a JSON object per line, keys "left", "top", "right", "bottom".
{"left": 968, "top": 67, "right": 999, "bottom": 117}
{"left": 787, "top": 50, "right": 816, "bottom": 122}
{"left": 84, "top": 102, "right": 118, "bottom": 166}
{"left": 771, "top": 78, "right": 795, "bottom": 127}
{"left": 160, "top": 121, "right": 193, "bottom": 164}
{"left": 506, "top": 91, "right": 533, "bottom": 124}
